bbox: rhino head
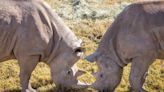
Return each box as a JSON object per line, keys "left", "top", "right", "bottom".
{"left": 85, "top": 52, "right": 123, "bottom": 92}
{"left": 48, "top": 39, "right": 89, "bottom": 90}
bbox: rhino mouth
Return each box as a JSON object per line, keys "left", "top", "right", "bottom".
{"left": 55, "top": 81, "right": 91, "bottom": 91}
{"left": 56, "top": 83, "right": 90, "bottom": 92}
{"left": 55, "top": 85, "right": 71, "bottom": 92}
{"left": 90, "top": 83, "right": 110, "bottom": 92}
{"left": 101, "top": 89, "right": 110, "bottom": 92}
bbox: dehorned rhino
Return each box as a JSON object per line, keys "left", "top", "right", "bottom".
{"left": 0, "top": 0, "right": 85, "bottom": 92}
{"left": 86, "top": 1, "right": 164, "bottom": 92}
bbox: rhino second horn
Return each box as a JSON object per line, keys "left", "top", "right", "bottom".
{"left": 71, "top": 64, "right": 78, "bottom": 76}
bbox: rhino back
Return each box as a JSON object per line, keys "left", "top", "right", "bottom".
{"left": 116, "top": 2, "right": 164, "bottom": 59}
{"left": 0, "top": 0, "right": 53, "bottom": 61}
{"left": 97, "top": 1, "right": 164, "bottom": 66}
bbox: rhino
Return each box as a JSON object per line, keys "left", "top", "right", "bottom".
{"left": 0, "top": 0, "right": 86, "bottom": 91}
{"left": 86, "top": 1, "right": 164, "bottom": 92}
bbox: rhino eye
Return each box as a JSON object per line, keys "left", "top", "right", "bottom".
{"left": 66, "top": 70, "right": 72, "bottom": 75}
{"left": 100, "top": 74, "right": 103, "bottom": 78}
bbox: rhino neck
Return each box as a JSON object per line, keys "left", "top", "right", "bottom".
{"left": 35, "top": 0, "right": 80, "bottom": 63}
{"left": 97, "top": 40, "right": 126, "bottom": 68}
{"left": 39, "top": 0, "right": 81, "bottom": 49}
{"left": 97, "top": 13, "right": 128, "bottom": 67}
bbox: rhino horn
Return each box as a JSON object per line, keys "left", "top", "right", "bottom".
{"left": 75, "top": 69, "right": 86, "bottom": 78}
{"left": 71, "top": 64, "right": 86, "bottom": 78}
{"left": 85, "top": 52, "right": 99, "bottom": 62}
{"left": 77, "top": 80, "right": 91, "bottom": 86}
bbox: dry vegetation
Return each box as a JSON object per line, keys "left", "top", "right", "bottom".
{"left": 0, "top": 0, "right": 163, "bottom": 92}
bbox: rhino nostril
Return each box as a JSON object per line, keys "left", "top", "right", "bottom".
{"left": 102, "top": 89, "right": 108, "bottom": 92}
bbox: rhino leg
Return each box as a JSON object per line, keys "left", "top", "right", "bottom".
{"left": 18, "top": 56, "right": 39, "bottom": 92}
{"left": 129, "top": 52, "right": 155, "bottom": 92}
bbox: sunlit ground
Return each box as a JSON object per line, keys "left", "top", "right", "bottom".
{"left": 0, "top": 59, "right": 163, "bottom": 92}
{"left": 0, "top": 0, "right": 164, "bottom": 92}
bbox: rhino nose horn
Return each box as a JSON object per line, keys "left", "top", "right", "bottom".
{"left": 85, "top": 55, "right": 95, "bottom": 62}
{"left": 77, "top": 80, "right": 91, "bottom": 86}
{"left": 85, "top": 56, "right": 93, "bottom": 62}
{"left": 85, "top": 52, "right": 99, "bottom": 62}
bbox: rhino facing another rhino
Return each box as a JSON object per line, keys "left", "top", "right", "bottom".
{"left": 1, "top": 0, "right": 164, "bottom": 92}
{"left": 0, "top": 0, "right": 86, "bottom": 92}
{"left": 86, "top": 1, "right": 164, "bottom": 92}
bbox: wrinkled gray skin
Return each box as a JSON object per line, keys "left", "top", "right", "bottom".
{"left": 0, "top": 0, "right": 85, "bottom": 92}
{"left": 86, "top": 1, "right": 164, "bottom": 92}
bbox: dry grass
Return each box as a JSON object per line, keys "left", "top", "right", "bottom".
{"left": 0, "top": 0, "right": 163, "bottom": 92}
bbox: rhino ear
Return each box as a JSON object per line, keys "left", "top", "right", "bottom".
{"left": 73, "top": 47, "right": 85, "bottom": 57}
{"left": 85, "top": 52, "right": 98, "bottom": 62}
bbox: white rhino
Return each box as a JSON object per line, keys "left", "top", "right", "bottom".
{"left": 0, "top": 0, "right": 85, "bottom": 91}
{"left": 86, "top": 1, "right": 164, "bottom": 92}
